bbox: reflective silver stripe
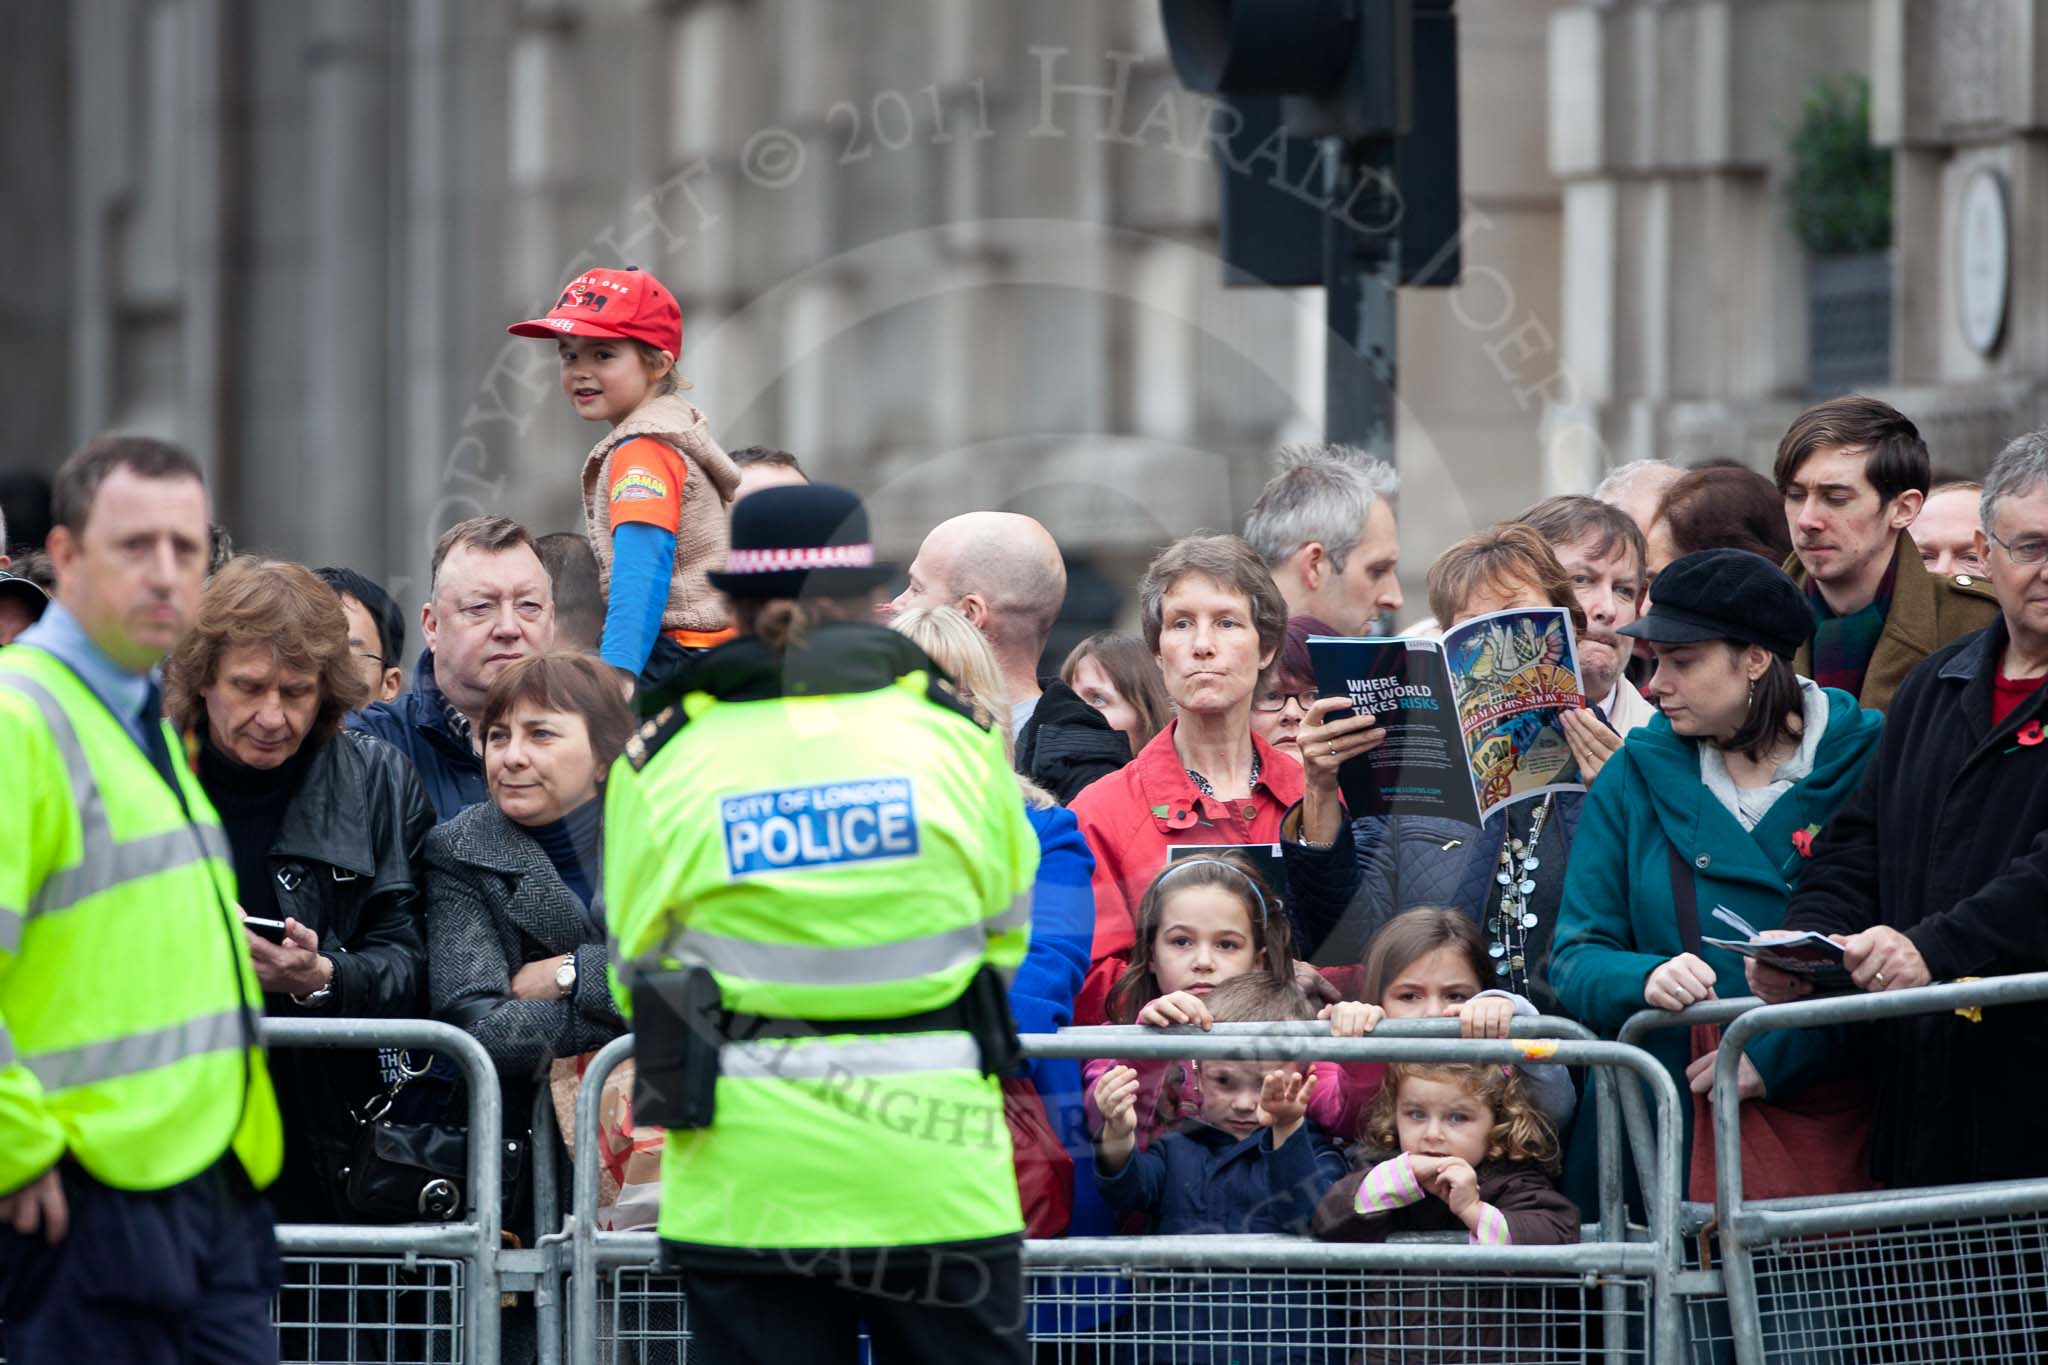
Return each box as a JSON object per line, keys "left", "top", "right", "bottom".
{"left": 35, "top": 825, "right": 231, "bottom": 914}
{"left": 720, "top": 1032, "right": 981, "bottom": 1081}
{"left": 0, "top": 673, "right": 109, "bottom": 887}
{"left": 664, "top": 923, "right": 989, "bottom": 987}
{"left": 22, "top": 1008, "right": 247, "bottom": 1092}
{"left": 0, "top": 672, "right": 229, "bottom": 917}
{"left": 0, "top": 904, "right": 21, "bottom": 955}
{"left": 0, "top": 1024, "right": 15, "bottom": 1070}
{"left": 986, "top": 892, "right": 1031, "bottom": 934}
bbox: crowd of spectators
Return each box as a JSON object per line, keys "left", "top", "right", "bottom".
{"left": 11, "top": 372, "right": 2048, "bottom": 1357}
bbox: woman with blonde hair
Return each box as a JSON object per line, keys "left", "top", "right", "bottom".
{"left": 892, "top": 605, "right": 1056, "bottom": 809}
{"left": 890, "top": 605, "right": 1105, "bottom": 1238}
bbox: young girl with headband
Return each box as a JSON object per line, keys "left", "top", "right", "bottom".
{"left": 1083, "top": 854, "right": 1347, "bottom": 1152}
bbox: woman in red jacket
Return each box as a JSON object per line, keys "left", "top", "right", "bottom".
{"left": 1071, "top": 534, "right": 1307, "bottom": 1022}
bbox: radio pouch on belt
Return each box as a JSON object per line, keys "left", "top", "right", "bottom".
{"left": 631, "top": 967, "right": 725, "bottom": 1130}
{"left": 955, "top": 964, "right": 1026, "bottom": 1078}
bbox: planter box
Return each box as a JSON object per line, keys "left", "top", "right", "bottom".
{"left": 1808, "top": 251, "right": 1892, "bottom": 396}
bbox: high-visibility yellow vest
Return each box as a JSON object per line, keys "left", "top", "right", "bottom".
{"left": 0, "top": 646, "right": 282, "bottom": 1195}
{"left": 606, "top": 628, "right": 1037, "bottom": 1255}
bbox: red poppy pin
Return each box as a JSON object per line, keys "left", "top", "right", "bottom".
{"left": 2018, "top": 721, "right": 2045, "bottom": 748}
{"left": 1791, "top": 824, "right": 1821, "bottom": 858}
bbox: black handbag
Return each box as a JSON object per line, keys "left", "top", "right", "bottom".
{"left": 341, "top": 1051, "right": 528, "bottom": 1223}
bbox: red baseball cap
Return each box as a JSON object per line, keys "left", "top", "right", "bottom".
{"left": 507, "top": 266, "right": 683, "bottom": 356}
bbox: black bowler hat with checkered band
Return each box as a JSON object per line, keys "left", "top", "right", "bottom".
{"left": 706, "top": 482, "right": 898, "bottom": 600}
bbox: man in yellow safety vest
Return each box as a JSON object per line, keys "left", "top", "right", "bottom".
{"left": 0, "top": 435, "right": 284, "bottom": 1365}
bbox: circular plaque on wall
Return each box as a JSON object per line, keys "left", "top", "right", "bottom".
{"left": 1956, "top": 166, "right": 2010, "bottom": 356}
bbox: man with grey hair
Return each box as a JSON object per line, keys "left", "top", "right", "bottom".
{"left": 1594, "top": 459, "right": 1686, "bottom": 535}
{"left": 887, "top": 510, "right": 1129, "bottom": 802}
{"left": 1753, "top": 428, "right": 2048, "bottom": 1190}
{"left": 349, "top": 514, "right": 556, "bottom": 820}
{"left": 1243, "top": 444, "right": 1403, "bottom": 634}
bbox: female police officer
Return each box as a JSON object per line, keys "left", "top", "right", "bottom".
{"left": 605, "top": 483, "right": 1038, "bottom": 1363}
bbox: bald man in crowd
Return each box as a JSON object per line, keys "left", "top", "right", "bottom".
{"left": 888, "top": 510, "right": 1131, "bottom": 803}
{"left": 1911, "top": 480, "right": 1988, "bottom": 579}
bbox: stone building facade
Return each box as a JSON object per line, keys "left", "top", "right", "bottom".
{"left": 1547, "top": 0, "right": 2048, "bottom": 482}
{"left": 14, "top": 3, "right": 2042, "bottom": 624}
{"left": 8, "top": 0, "right": 1562, "bottom": 621}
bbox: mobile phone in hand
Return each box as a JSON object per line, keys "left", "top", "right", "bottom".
{"left": 243, "top": 916, "right": 290, "bottom": 944}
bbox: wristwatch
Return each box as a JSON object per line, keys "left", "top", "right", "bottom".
{"left": 293, "top": 957, "right": 335, "bottom": 1008}
{"left": 555, "top": 954, "right": 578, "bottom": 993}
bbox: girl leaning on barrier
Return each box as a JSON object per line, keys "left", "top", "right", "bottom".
{"left": 1547, "top": 550, "right": 1884, "bottom": 1210}
{"left": 1312, "top": 1061, "right": 1577, "bottom": 1365}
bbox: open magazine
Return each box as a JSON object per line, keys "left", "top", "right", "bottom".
{"left": 1700, "top": 905, "right": 1853, "bottom": 986}
{"left": 1307, "top": 606, "right": 1587, "bottom": 826}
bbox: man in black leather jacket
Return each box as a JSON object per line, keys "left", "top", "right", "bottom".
{"left": 166, "top": 557, "right": 434, "bottom": 1222}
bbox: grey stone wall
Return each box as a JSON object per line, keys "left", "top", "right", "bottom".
{"left": 15, "top": 0, "right": 1568, "bottom": 620}
{"left": 1550, "top": 0, "right": 2048, "bottom": 479}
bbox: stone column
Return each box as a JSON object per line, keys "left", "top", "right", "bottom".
{"left": 1549, "top": 0, "right": 1872, "bottom": 472}
{"left": 301, "top": 0, "right": 394, "bottom": 570}
{"left": 1875, "top": 0, "right": 2048, "bottom": 467}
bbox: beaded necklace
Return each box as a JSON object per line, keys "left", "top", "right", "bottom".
{"left": 1488, "top": 794, "right": 1553, "bottom": 992}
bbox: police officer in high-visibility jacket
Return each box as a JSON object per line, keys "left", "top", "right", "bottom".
{"left": 0, "top": 436, "right": 283, "bottom": 1365}
{"left": 607, "top": 483, "right": 1038, "bottom": 1364}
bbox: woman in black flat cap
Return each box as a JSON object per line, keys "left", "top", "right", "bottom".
{"left": 1546, "top": 549, "right": 1884, "bottom": 1211}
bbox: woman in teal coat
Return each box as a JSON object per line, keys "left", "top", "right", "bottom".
{"left": 1550, "top": 551, "right": 1883, "bottom": 1205}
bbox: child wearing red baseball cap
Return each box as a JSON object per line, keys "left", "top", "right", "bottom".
{"left": 508, "top": 265, "right": 742, "bottom": 675}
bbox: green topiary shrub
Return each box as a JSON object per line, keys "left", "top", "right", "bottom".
{"left": 1784, "top": 75, "right": 1892, "bottom": 256}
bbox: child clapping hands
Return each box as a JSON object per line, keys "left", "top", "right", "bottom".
{"left": 1092, "top": 975, "right": 1347, "bottom": 1236}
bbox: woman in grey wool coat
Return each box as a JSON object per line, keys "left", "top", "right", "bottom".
{"left": 424, "top": 652, "right": 635, "bottom": 1155}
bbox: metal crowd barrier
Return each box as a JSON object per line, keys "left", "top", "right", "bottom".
{"left": 262, "top": 1017, "right": 505, "bottom": 1365}
{"left": 52, "top": 979, "right": 2040, "bottom": 1363}
{"left": 1617, "top": 971, "right": 2048, "bottom": 1365}
{"left": 1712, "top": 973, "right": 2048, "bottom": 1365}
{"left": 548, "top": 1017, "right": 1688, "bottom": 1365}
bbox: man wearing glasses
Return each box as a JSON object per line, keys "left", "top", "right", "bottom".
{"left": 349, "top": 517, "right": 555, "bottom": 822}
{"left": 1774, "top": 394, "right": 1998, "bottom": 713}
{"left": 1753, "top": 430, "right": 2048, "bottom": 1193}
{"left": 317, "top": 566, "right": 406, "bottom": 705}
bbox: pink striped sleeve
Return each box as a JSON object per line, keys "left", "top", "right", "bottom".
{"left": 1468, "top": 1202, "right": 1512, "bottom": 1246}
{"left": 1354, "top": 1154, "right": 1428, "bottom": 1213}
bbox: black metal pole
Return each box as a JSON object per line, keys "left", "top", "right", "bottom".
{"left": 1321, "top": 137, "right": 1401, "bottom": 453}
